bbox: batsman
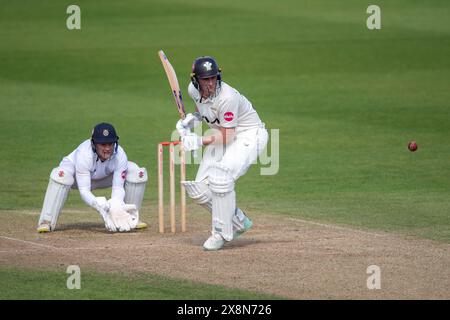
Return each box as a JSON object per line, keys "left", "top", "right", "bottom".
{"left": 177, "top": 56, "right": 269, "bottom": 250}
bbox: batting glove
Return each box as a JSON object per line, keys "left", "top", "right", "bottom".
{"left": 176, "top": 119, "right": 190, "bottom": 137}
{"left": 181, "top": 112, "right": 202, "bottom": 129}
{"left": 181, "top": 132, "right": 203, "bottom": 151}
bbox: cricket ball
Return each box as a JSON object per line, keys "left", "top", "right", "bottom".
{"left": 408, "top": 141, "right": 418, "bottom": 152}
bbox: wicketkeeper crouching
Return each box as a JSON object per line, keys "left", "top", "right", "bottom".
{"left": 37, "top": 122, "right": 148, "bottom": 233}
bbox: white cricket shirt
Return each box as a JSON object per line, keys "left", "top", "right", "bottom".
{"left": 59, "top": 139, "right": 128, "bottom": 207}
{"left": 188, "top": 81, "right": 263, "bottom": 133}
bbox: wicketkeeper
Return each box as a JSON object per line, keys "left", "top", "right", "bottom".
{"left": 177, "top": 56, "right": 269, "bottom": 250}
{"left": 37, "top": 122, "right": 148, "bottom": 233}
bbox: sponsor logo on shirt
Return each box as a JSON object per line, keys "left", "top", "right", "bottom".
{"left": 121, "top": 170, "right": 127, "bottom": 180}
{"left": 224, "top": 112, "right": 234, "bottom": 122}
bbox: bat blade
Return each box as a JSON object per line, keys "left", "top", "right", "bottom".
{"left": 158, "top": 50, "right": 186, "bottom": 119}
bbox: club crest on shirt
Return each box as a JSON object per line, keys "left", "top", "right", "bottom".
{"left": 224, "top": 112, "right": 234, "bottom": 122}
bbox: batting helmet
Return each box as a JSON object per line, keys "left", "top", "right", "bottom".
{"left": 190, "top": 56, "right": 222, "bottom": 90}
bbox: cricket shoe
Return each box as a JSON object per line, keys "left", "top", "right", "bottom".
{"left": 135, "top": 221, "right": 148, "bottom": 229}
{"left": 234, "top": 216, "right": 253, "bottom": 239}
{"left": 203, "top": 233, "right": 225, "bottom": 251}
{"left": 37, "top": 222, "right": 51, "bottom": 233}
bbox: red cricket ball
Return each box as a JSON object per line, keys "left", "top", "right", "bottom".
{"left": 408, "top": 141, "right": 418, "bottom": 152}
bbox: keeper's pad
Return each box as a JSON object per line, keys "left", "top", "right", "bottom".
{"left": 208, "top": 164, "right": 235, "bottom": 241}
{"left": 38, "top": 168, "right": 74, "bottom": 230}
{"left": 124, "top": 161, "right": 148, "bottom": 210}
{"left": 183, "top": 179, "right": 247, "bottom": 232}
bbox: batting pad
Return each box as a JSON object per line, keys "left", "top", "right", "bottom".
{"left": 183, "top": 179, "right": 246, "bottom": 232}
{"left": 209, "top": 164, "right": 236, "bottom": 241}
{"left": 38, "top": 168, "right": 74, "bottom": 230}
{"left": 211, "top": 190, "right": 236, "bottom": 241}
{"left": 182, "top": 180, "right": 212, "bottom": 211}
{"left": 124, "top": 161, "right": 148, "bottom": 210}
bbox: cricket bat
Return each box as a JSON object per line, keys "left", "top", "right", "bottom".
{"left": 158, "top": 50, "right": 186, "bottom": 119}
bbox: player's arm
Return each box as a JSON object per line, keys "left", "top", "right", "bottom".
{"left": 75, "top": 160, "right": 97, "bottom": 207}
{"left": 75, "top": 153, "right": 108, "bottom": 211}
{"left": 110, "top": 150, "right": 127, "bottom": 202}
{"left": 175, "top": 84, "right": 203, "bottom": 137}
{"left": 204, "top": 94, "right": 238, "bottom": 145}
{"left": 202, "top": 127, "right": 236, "bottom": 145}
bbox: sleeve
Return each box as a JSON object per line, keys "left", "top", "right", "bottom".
{"left": 188, "top": 82, "right": 200, "bottom": 102}
{"left": 218, "top": 93, "right": 239, "bottom": 128}
{"left": 188, "top": 82, "right": 201, "bottom": 113}
{"left": 111, "top": 149, "right": 128, "bottom": 202}
{"left": 74, "top": 152, "right": 97, "bottom": 208}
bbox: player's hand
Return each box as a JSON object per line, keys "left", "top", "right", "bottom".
{"left": 176, "top": 119, "right": 190, "bottom": 137}
{"left": 181, "top": 132, "right": 203, "bottom": 151}
{"left": 182, "top": 132, "right": 203, "bottom": 151}
{"left": 110, "top": 206, "right": 132, "bottom": 232}
{"left": 93, "top": 198, "right": 117, "bottom": 232}
{"left": 122, "top": 204, "right": 139, "bottom": 229}
{"left": 94, "top": 197, "right": 110, "bottom": 212}
{"left": 108, "top": 198, "right": 134, "bottom": 232}
{"left": 102, "top": 212, "right": 117, "bottom": 232}
{"left": 181, "top": 113, "right": 202, "bottom": 129}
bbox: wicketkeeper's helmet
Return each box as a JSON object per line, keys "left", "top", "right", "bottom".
{"left": 190, "top": 56, "right": 222, "bottom": 90}
{"left": 91, "top": 123, "right": 119, "bottom": 144}
{"left": 91, "top": 122, "right": 119, "bottom": 153}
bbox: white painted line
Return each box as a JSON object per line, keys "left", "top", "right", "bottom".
{"left": 0, "top": 236, "right": 157, "bottom": 253}
{"left": 4, "top": 209, "right": 90, "bottom": 216}
{"left": 287, "top": 218, "right": 387, "bottom": 237}
{"left": 0, "top": 236, "right": 59, "bottom": 250}
{"left": 0, "top": 249, "right": 37, "bottom": 254}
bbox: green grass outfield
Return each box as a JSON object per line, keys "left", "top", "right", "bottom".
{"left": 0, "top": 268, "right": 282, "bottom": 300}
{"left": 0, "top": 0, "right": 449, "bottom": 298}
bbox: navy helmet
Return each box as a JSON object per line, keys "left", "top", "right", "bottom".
{"left": 91, "top": 122, "right": 119, "bottom": 154}
{"left": 190, "top": 56, "right": 222, "bottom": 90}
{"left": 91, "top": 122, "right": 119, "bottom": 144}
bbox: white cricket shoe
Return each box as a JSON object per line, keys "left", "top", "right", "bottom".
{"left": 203, "top": 233, "right": 225, "bottom": 251}
{"left": 234, "top": 216, "right": 253, "bottom": 239}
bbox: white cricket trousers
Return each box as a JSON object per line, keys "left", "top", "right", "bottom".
{"left": 196, "top": 124, "right": 269, "bottom": 182}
